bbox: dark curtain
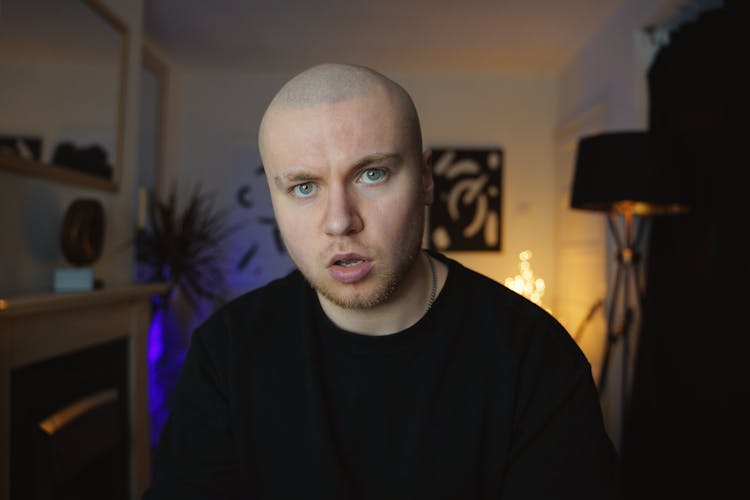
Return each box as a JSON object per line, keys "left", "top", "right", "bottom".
{"left": 621, "top": 1, "right": 748, "bottom": 498}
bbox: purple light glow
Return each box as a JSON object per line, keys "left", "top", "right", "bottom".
{"left": 147, "top": 299, "right": 187, "bottom": 448}
{"left": 148, "top": 307, "right": 165, "bottom": 367}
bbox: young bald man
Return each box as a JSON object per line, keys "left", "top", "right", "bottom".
{"left": 144, "top": 63, "right": 618, "bottom": 499}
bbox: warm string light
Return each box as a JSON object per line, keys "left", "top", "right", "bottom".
{"left": 504, "top": 250, "right": 547, "bottom": 308}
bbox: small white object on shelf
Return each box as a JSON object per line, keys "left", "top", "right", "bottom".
{"left": 53, "top": 267, "right": 94, "bottom": 293}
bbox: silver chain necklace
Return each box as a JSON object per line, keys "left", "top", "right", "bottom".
{"left": 426, "top": 253, "right": 437, "bottom": 312}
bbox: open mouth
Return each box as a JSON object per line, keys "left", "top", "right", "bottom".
{"left": 335, "top": 258, "right": 365, "bottom": 268}
{"left": 328, "top": 254, "right": 373, "bottom": 283}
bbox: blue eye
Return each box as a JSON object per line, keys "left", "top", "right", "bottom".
{"left": 361, "top": 168, "right": 385, "bottom": 184}
{"left": 292, "top": 182, "right": 316, "bottom": 197}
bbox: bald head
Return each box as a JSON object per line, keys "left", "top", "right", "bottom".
{"left": 259, "top": 63, "right": 423, "bottom": 163}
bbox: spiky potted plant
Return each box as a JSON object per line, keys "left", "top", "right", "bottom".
{"left": 134, "top": 183, "right": 234, "bottom": 446}
{"left": 136, "top": 183, "right": 233, "bottom": 309}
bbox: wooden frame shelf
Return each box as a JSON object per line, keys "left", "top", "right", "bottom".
{"left": 0, "top": 154, "right": 117, "bottom": 192}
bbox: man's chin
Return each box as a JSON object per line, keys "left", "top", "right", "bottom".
{"left": 316, "top": 285, "right": 386, "bottom": 310}
{"left": 311, "top": 274, "right": 399, "bottom": 311}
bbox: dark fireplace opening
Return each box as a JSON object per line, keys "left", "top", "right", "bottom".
{"left": 11, "top": 338, "right": 130, "bottom": 500}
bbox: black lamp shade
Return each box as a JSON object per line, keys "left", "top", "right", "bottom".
{"left": 571, "top": 131, "right": 689, "bottom": 215}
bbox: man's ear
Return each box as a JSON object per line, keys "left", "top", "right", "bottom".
{"left": 421, "top": 148, "right": 434, "bottom": 205}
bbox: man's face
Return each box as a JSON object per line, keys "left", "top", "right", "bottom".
{"left": 261, "top": 86, "right": 433, "bottom": 309}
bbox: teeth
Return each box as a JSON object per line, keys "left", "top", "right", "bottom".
{"left": 337, "top": 259, "right": 364, "bottom": 267}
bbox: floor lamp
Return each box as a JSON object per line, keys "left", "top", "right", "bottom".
{"left": 570, "top": 131, "right": 688, "bottom": 445}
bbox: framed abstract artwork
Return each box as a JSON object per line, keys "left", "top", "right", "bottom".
{"left": 427, "top": 147, "right": 503, "bottom": 252}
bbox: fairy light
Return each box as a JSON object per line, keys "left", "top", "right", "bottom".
{"left": 504, "top": 250, "right": 547, "bottom": 308}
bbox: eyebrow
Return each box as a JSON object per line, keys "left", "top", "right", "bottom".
{"left": 274, "top": 171, "right": 316, "bottom": 190}
{"left": 273, "top": 152, "right": 402, "bottom": 190}
{"left": 352, "top": 152, "right": 401, "bottom": 169}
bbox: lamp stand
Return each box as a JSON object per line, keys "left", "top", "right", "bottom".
{"left": 569, "top": 130, "right": 691, "bottom": 453}
{"left": 597, "top": 208, "right": 647, "bottom": 449}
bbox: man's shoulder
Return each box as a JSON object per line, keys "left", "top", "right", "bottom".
{"left": 227, "top": 268, "right": 305, "bottom": 309}
{"left": 431, "top": 250, "right": 528, "bottom": 305}
{"left": 195, "top": 268, "right": 307, "bottom": 338}
{"left": 432, "top": 251, "right": 589, "bottom": 374}
{"left": 432, "top": 250, "right": 568, "bottom": 339}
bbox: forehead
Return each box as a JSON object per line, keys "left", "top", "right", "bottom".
{"left": 261, "top": 87, "right": 413, "bottom": 171}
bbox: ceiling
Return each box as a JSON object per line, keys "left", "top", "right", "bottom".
{"left": 144, "top": 0, "right": 630, "bottom": 74}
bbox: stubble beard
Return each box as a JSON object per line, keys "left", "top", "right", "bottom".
{"left": 304, "top": 235, "right": 423, "bottom": 310}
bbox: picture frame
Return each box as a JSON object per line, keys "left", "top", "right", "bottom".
{"left": 428, "top": 146, "right": 503, "bottom": 252}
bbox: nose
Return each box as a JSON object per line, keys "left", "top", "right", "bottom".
{"left": 323, "top": 186, "right": 363, "bottom": 236}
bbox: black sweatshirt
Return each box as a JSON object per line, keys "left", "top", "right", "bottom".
{"left": 145, "top": 252, "right": 617, "bottom": 499}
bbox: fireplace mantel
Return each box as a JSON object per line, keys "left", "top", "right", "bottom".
{"left": 0, "top": 282, "right": 169, "bottom": 500}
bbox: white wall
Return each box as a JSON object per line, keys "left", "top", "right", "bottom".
{"left": 401, "top": 71, "right": 558, "bottom": 296}
{"left": 161, "top": 69, "right": 297, "bottom": 307}
{"left": 0, "top": 62, "right": 119, "bottom": 163}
